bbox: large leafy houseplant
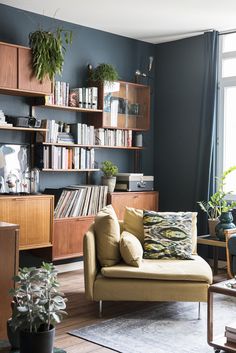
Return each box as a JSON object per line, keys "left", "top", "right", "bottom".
{"left": 198, "top": 166, "right": 236, "bottom": 220}
{"left": 29, "top": 28, "right": 72, "bottom": 81}
{"left": 8, "top": 262, "right": 67, "bottom": 353}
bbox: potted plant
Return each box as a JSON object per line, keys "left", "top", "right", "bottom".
{"left": 101, "top": 160, "right": 118, "bottom": 193}
{"left": 89, "top": 63, "right": 119, "bottom": 85}
{"left": 198, "top": 166, "right": 236, "bottom": 238}
{"left": 29, "top": 28, "right": 72, "bottom": 81}
{"left": 8, "top": 262, "right": 67, "bottom": 353}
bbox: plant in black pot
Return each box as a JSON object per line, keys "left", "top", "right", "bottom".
{"left": 8, "top": 262, "right": 67, "bottom": 353}
{"left": 101, "top": 160, "right": 118, "bottom": 193}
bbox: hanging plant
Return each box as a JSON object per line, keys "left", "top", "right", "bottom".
{"left": 90, "top": 63, "right": 119, "bottom": 84}
{"left": 29, "top": 28, "right": 72, "bottom": 81}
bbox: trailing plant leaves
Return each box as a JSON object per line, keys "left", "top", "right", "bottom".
{"left": 29, "top": 28, "right": 72, "bottom": 81}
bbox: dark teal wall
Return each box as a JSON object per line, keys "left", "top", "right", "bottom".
{"left": 0, "top": 4, "right": 155, "bottom": 190}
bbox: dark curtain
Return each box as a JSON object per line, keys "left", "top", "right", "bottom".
{"left": 154, "top": 31, "right": 219, "bottom": 235}
{"left": 194, "top": 31, "right": 219, "bottom": 234}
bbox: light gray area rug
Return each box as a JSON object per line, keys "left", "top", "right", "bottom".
{"left": 69, "top": 296, "right": 236, "bottom": 353}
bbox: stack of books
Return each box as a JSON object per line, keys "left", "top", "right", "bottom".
{"left": 54, "top": 185, "right": 108, "bottom": 218}
{"left": 225, "top": 323, "right": 236, "bottom": 345}
{"left": 57, "top": 132, "right": 74, "bottom": 144}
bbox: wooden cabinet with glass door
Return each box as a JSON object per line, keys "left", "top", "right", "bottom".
{"left": 86, "top": 81, "right": 150, "bottom": 131}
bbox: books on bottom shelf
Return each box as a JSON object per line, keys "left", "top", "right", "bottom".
{"left": 54, "top": 185, "right": 108, "bottom": 218}
{"left": 225, "top": 323, "right": 236, "bottom": 345}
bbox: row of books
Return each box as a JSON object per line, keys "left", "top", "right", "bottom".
{"left": 43, "top": 146, "right": 95, "bottom": 170}
{"left": 69, "top": 87, "right": 98, "bottom": 110}
{"left": 71, "top": 123, "right": 95, "bottom": 145}
{"left": 43, "top": 120, "right": 134, "bottom": 147}
{"left": 95, "top": 128, "right": 132, "bottom": 147}
{"left": 225, "top": 323, "right": 236, "bottom": 345}
{"left": 54, "top": 185, "right": 108, "bottom": 218}
{"left": 45, "top": 81, "right": 70, "bottom": 106}
{"left": 44, "top": 82, "right": 98, "bottom": 110}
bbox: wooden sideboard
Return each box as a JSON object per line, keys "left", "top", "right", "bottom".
{"left": 0, "top": 195, "right": 54, "bottom": 250}
{"left": 0, "top": 222, "right": 19, "bottom": 339}
{"left": 107, "top": 191, "right": 159, "bottom": 219}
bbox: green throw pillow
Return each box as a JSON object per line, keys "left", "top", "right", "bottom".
{"left": 143, "top": 211, "right": 193, "bottom": 260}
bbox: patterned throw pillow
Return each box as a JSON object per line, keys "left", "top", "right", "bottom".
{"left": 143, "top": 211, "right": 193, "bottom": 260}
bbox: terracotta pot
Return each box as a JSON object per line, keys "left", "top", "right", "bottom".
{"left": 208, "top": 218, "right": 219, "bottom": 237}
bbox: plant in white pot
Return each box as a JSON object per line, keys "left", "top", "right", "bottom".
{"left": 198, "top": 166, "right": 236, "bottom": 238}
{"left": 101, "top": 160, "right": 118, "bottom": 193}
{"left": 8, "top": 262, "right": 67, "bottom": 353}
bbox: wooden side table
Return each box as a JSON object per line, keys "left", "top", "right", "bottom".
{"left": 208, "top": 280, "right": 236, "bottom": 352}
{"left": 197, "top": 235, "right": 226, "bottom": 275}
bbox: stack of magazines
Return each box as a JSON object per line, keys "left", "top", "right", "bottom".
{"left": 54, "top": 185, "right": 108, "bottom": 218}
{"left": 225, "top": 323, "right": 236, "bottom": 345}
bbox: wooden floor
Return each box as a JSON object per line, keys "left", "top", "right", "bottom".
{"left": 55, "top": 268, "right": 152, "bottom": 353}
{"left": 55, "top": 267, "right": 228, "bottom": 353}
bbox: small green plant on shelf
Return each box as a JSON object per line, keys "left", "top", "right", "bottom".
{"left": 90, "top": 63, "right": 119, "bottom": 84}
{"left": 101, "top": 160, "right": 118, "bottom": 177}
{"left": 101, "top": 160, "right": 118, "bottom": 193}
{"left": 198, "top": 165, "right": 236, "bottom": 219}
{"left": 29, "top": 28, "right": 72, "bottom": 81}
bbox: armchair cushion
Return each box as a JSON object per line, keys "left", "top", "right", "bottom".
{"left": 123, "top": 207, "right": 144, "bottom": 244}
{"left": 143, "top": 211, "right": 193, "bottom": 260}
{"left": 123, "top": 207, "right": 197, "bottom": 254}
{"left": 101, "top": 255, "right": 212, "bottom": 284}
{"left": 120, "top": 231, "right": 143, "bottom": 267}
{"left": 94, "top": 205, "right": 120, "bottom": 267}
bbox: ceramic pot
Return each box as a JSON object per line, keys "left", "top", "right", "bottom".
{"left": 7, "top": 319, "right": 20, "bottom": 349}
{"left": 20, "top": 325, "right": 55, "bottom": 353}
{"left": 215, "top": 211, "right": 235, "bottom": 241}
{"left": 208, "top": 218, "right": 219, "bottom": 237}
{"left": 102, "top": 176, "right": 116, "bottom": 193}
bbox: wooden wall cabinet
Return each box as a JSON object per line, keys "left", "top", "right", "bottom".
{"left": 86, "top": 81, "right": 150, "bottom": 131}
{"left": 53, "top": 216, "right": 94, "bottom": 260}
{"left": 0, "top": 222, "right": 19, "bottom": 339}
{"left": 108, "top": 191, "right": 159, "bottom": 219}
{"left": 0, "top": 41, "right": 52, "bottom": 96}
{"left": 0, "top": 195, "right": 54, "bottom": 250}
{"left": 0, "top": 43, "right": 17, "bottom": 89}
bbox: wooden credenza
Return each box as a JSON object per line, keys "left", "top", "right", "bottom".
{"left": 0, "top": 222, "right": 19, "bottom": 339}
{"left": 0, "top": 195, "right": 54, "bottom": 250}
{"left": 53, "top": 216, "right": 95, "bottom": 260}
{"left": 108, "top": 191, "right": 159, "bottom": 219}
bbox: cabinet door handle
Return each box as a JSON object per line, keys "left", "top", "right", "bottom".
{"left": 12, "top": 198, "right": 26, "bottom": 201}
{"left": 133, "top": 196, "right": 138, "bottom": 199}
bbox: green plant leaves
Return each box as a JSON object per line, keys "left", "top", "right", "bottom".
{"left": 9, "top": 262, "right": 67, "bottom": 333}
{"left": 29, "top": 28, "right": 72, "bottom": 81}
{"left": 92, "top": 63, "right": 119, "bottom": 84}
